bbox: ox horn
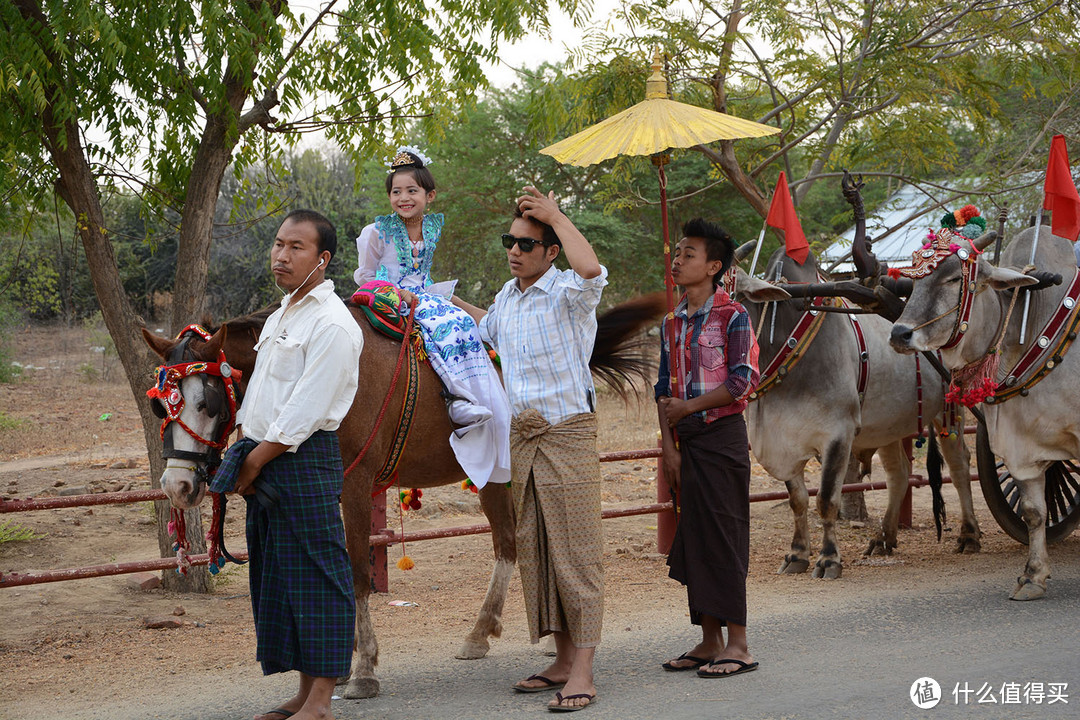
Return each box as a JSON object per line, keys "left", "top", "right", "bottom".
{"left": 734, "top": 240, "right": 757, "bottom": 263}
{"left": 972, "top": 230, "right": 998, "bottom": 251}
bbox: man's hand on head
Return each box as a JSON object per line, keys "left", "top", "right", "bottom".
{"left": 516, "top": 186, "right": 562, "bottom": 225}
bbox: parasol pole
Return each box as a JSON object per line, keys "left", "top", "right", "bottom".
{"left": 656, "top": 155, "right": 680, "bottom": 400}
{"left": 747, "top": 219, "right": 768, "bottom": 277}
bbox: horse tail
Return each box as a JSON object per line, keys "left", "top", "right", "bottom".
{"left": 590, "top": 292, "right": 666, "bottom": 401}
{"left": 927, "top": 432, "right": 946, "bottom": 542}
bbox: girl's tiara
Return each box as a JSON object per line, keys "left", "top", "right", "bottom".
{"left": 387, "top": 145, "right": 433, "bottom": 170}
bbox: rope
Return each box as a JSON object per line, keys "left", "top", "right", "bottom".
{"left": 344, "top": 297, "right": 418, "bottom": 479}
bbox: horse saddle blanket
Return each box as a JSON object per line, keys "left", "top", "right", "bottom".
{"left": 351, "top": 280, "right": 410, "bottom": 341}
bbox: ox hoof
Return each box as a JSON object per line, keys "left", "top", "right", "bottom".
{"left": 1009, "top": 578, "right": 1046, "bottom": 601}
{"left": 777, "top": 556, "right": 810, "bottom": 575}
{"left": 812, "top": 560, "right": 842, "bottom": 580}
{"left": 456, "top": 640, "right": 490, "bottom": 660}
{"left": 863, "top": 539, "right": 893, "bottom": 557}
{"left": 342, "top": 677, "right": 380, "bottom": 699}
{"left": 954, "top": 537, "right": 982, "bottom": 555}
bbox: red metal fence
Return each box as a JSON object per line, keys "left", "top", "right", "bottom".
{"left": 1, "top": 444, "right": 962, "bottom": 590}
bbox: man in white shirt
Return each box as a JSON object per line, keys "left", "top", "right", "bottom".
{"left": 210, "top": 209, "right": 363, "bottom": 720}
{"left": 455, "top": 187, "right": 607, "bottom": 712}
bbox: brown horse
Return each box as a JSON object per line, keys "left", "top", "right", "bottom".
{"left": 142, "top": 292, "right": 663, "bottom": 698}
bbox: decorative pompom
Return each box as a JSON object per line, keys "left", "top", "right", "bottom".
{"left": 960, "top": 223, "right": 982, "bottom": 240}
{"left": 397, "top": 555, "right": 415, "bottom": 571}
{"left": 940, "top": 213, "right": 957, "bottom": 229}
{"left": 914, "top": 436, "right": 926, "bottom": 449}
{"left": 968, "top": 216, "right": 987, "bottom": 230}
{"left": 957, "top": 204, "right": 980, "bottom": 224}
{"left": 887, "top": 267, "right": 903, "bottom": 280}
{"left": 461, "top": 478, "right": 479, "bottom": 494}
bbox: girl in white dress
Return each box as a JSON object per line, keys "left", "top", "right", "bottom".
{"left": 353, "top": 146, "right": 511, "bottom": 489}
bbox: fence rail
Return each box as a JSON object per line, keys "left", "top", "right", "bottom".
{"left": 1, "top": 444, "right": 966, "bottom": 589}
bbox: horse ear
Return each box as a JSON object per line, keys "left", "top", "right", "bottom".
{"left": 199, "top": 326, "right": 228, "bottom": 360}
{"left": 142, "top": 328, "right": 176, "bottom": 359}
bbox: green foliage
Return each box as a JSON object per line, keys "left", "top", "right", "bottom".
{"left": 0, "top": 520, "right": 43, "bottom": 544}
{"left": 538, "top": 0, "right": 1080, "bottom": 236}
{"left": 0, "top": 411, "right": 27, "bottom": 430}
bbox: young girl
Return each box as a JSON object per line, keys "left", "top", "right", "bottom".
{"left": 354, "top": 146, "right": 511, "bottom": 490}
{"left": 654, "top": 218, "right": 760, "bottom": 678}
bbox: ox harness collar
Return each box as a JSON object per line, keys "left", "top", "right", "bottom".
{"left": 749, "top": 281, "right": 869, "bottom": 403}
{"left": 984, "top": 270, "right": 1080, "bottom": 405}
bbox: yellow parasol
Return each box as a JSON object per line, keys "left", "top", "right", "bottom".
{"left": 540, "top": 53, "right": 779, "bottom": 400}
{"left": 541, "top": 59, "right": 778, "bottom": 166}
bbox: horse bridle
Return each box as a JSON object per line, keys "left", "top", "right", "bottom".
{"left": 146, "top": 324, "right": 242, "bottom": 485}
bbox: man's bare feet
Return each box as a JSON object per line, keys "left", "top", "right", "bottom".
{"left": 254, "top": 708, "right": 297, "bottom": 720}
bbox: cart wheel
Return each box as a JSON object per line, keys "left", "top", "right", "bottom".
{"left": 975, "top": 422, "right": 1080, "bottom": 544}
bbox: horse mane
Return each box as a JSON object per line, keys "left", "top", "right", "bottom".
{"left": 590, "top": 292, "right": 665, "bottom": 401}
{"left": 199, "top": 304, "right": 278, "bottom": 335}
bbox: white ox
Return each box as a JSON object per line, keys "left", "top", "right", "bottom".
{"left": 736, "top": 248, "right": 981, "bottom": 579}
{"left": 890, "top": 225, "right": 1075, "bottom": 600}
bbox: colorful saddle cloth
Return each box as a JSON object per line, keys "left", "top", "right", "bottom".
{"left": 352, "top": 280, "right": 410, "bottom": 341}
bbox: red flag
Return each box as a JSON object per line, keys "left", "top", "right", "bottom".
{"left": 766, "top": 171, "right": 809, "bottom": 264}
{"left": 1043, "top": 134, "right": 1080, "bottom": 242}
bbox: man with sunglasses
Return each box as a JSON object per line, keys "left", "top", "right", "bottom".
{"left": 455, "top": 186, "right": 607, "bottom": 712}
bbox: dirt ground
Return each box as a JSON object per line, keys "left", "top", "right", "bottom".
{"left": 0, "top": 324, "right": 1037, "bottom": 719}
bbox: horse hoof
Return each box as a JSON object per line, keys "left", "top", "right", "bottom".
{"left": 455, "top": 640, "right": 490, "bottom": 660}
{"left": 342, "top": 677, "right": 380, "bottom": 699}
{"left": 777, "top": 557, "right": 810, "bottom": 575}
{"left": 1010, "top": 579, "right": 1046, "bottom": 601}
{"left": 813, "top": 560, "right": 842, "bottom": 580}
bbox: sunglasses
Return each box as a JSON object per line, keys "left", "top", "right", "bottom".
{"left": 501, "top": 234, "right": 551, "bottom": 253}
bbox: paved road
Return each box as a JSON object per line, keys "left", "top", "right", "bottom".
{"left": 37, "top": 547, "right": 1079, "bottom": 720}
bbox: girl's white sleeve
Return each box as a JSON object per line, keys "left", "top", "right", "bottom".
{"left": 353, "top": 223, "right": 384, "bottom": 286}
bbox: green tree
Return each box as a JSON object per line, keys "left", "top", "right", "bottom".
{"left": 528, "top": 0, "right": 1080, "bottom": 259}
{"left": 1, "top": 0, "right": 575, "bottom": 591}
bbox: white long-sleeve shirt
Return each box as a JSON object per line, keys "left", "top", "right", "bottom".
{"left": 238, "top": 280, "right": 364, "bottom": 450}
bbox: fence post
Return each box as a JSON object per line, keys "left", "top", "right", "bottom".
{"left": 370, "top": 490, "right": 388, "bottom": 593}
{"left": 656, "top": 440, "right": 676, "bottom": 554}
{"left": 900, "top": 437, "right": 914, "bottom": 529}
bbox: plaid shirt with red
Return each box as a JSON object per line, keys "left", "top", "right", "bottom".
{"left": 654, "top": 286, "right": 760, "bottom": 423}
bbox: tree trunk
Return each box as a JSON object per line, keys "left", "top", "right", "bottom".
{"left": 40, "top": 92, "right": 210, "bottom": 594}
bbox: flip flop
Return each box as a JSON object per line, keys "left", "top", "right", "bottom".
{"left": 661, "top": 652, "right": 711, "bottom": 671}
{"left": 548, "top": 692, "right": 598, "bottom": 712}
{"left": 697, "top": 659, "right": 759, "bottom": 678}
{"left": 255, "top": 709, "right": 294, "bottom": 720}
{"left": 513, "top": 674, "right": 565, "bottom": 693}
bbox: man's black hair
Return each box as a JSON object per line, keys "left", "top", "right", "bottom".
{"left": 513, "top": 206, "right": 562, "bottom": 248}
{"left": 284, "top": 208, "right": 337, "bottom": 259}
{"left": 682, "top": 218, "right": 735, "bottom": 284}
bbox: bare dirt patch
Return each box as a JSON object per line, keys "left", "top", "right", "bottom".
{"left": 0, "top": 324, "right": 1033, "bottom": 719}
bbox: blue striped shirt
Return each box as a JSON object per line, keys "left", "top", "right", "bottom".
{"left": 479, "top": 265, "right": 608, "bottom": 425}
